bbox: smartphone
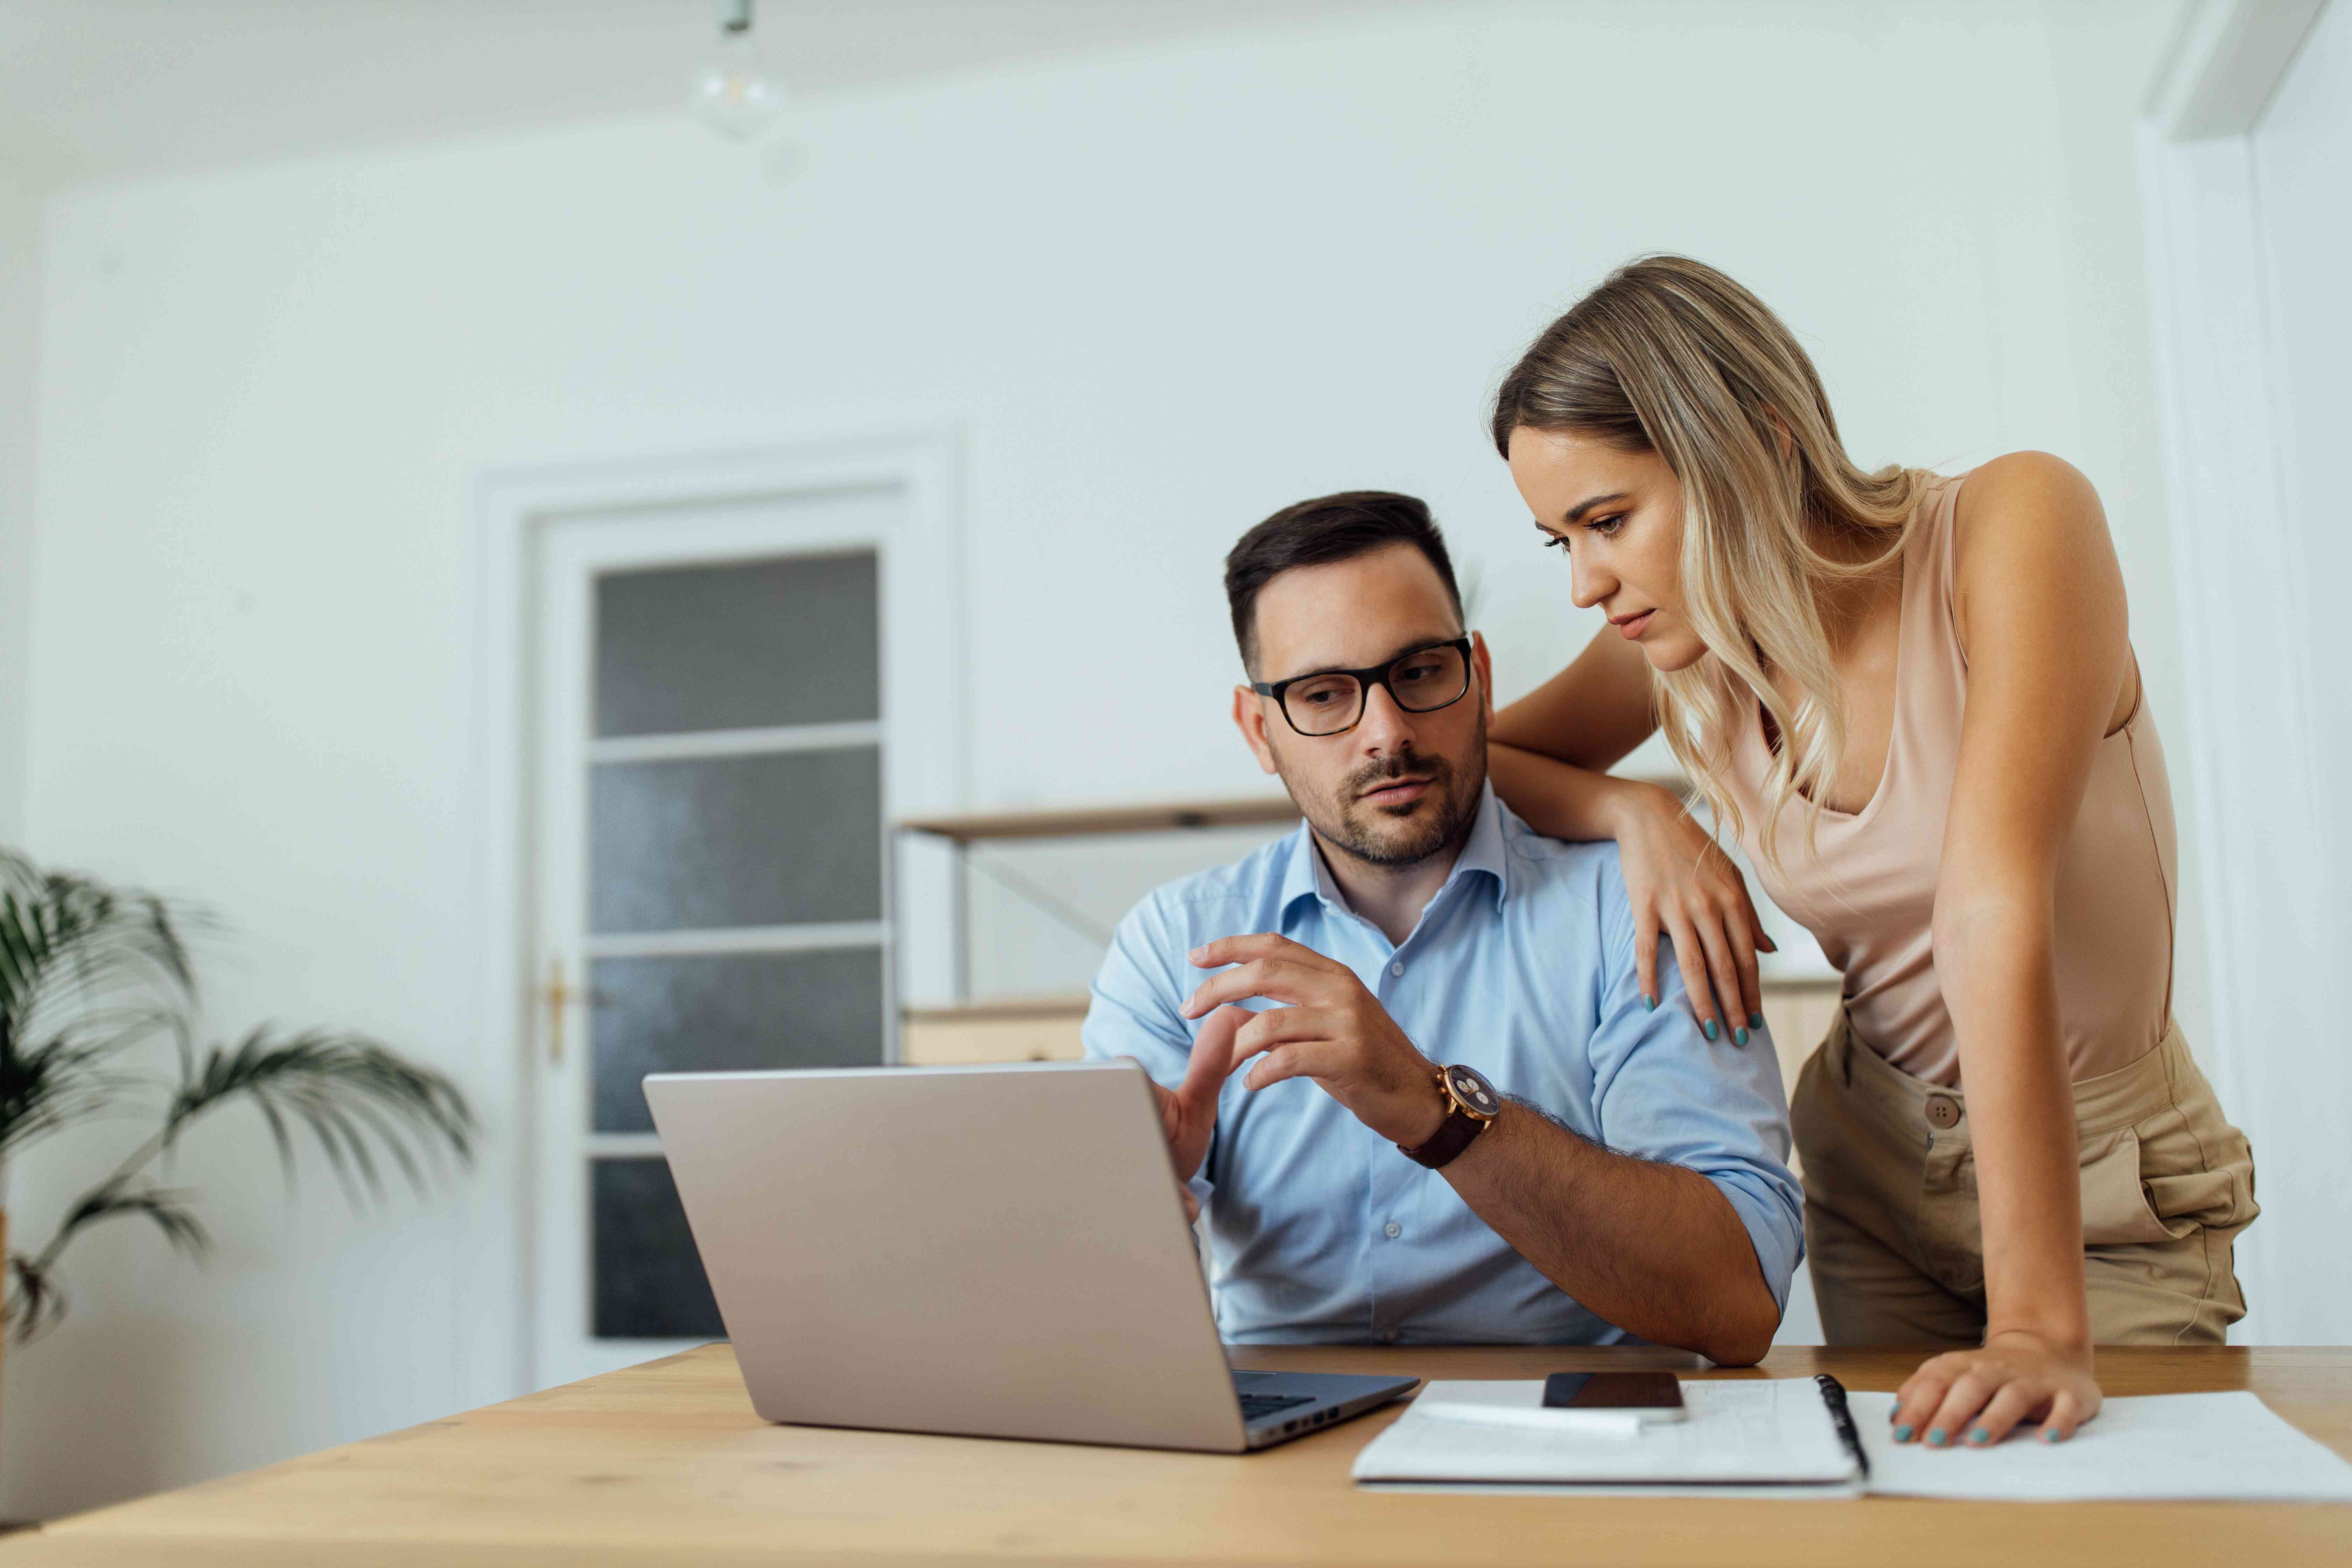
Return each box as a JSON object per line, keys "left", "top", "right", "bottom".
{"left": 1542, "top": 1371, "right": 1688, "bottom": 1422}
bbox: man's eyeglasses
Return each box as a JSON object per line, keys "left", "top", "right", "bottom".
{"left": 1251, "top": 637, "right": 1474, "bottom": 737}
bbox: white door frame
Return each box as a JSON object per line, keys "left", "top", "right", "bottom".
{"left": 462, "top": 428, "right": 965, "bottom": 1396}
{"left": 2136, "top": 0, "right": 2330, "bottom": 1341}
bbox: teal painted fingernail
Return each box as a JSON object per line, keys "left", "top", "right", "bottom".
{"left": 1969, "top": 1428, "right": 1990, "bottom": 1446}
{"left": 1644, "top": 995, "right": 1656, "bottom": 1011}
{"left": 1892, "top": 1423, "right": 1913, "bottom": 1442}
{"left": 1734, "top": 1026, "right": 1750, "bottom": 1046}
{"left": 2043, "top": 1427, "right": 2064, "bottom": 1444}
{"left": 1927, "top": 1428, "right": 1949, "bottom": 1447}
{"left": 1703, "top": 1019, "right": 1720, "bottom": 1041}
{"left": 1748, "top": 1012, "right": 1764, "bottom": 1030}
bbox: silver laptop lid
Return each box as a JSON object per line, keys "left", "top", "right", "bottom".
{"left": 645, "top": 1058, "right": 1248, "bottom": 1451}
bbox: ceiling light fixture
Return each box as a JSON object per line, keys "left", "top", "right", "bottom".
{"left": 691, "top": 0, "right": 787, "bottom": 141}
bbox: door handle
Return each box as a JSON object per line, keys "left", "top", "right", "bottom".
{"left": 544, "top": 956, "right": 582, "bottom": 1064}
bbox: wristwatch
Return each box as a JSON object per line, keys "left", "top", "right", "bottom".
{"left": 1397, "top": 1063, "right": 1502, "bottom": 1170}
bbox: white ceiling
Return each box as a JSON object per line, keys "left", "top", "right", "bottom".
{"left": 0, "top": 0, "right": 1422, "bottom": 188}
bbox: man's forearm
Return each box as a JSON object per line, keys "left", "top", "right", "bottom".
{"left": 1439, "top": 1104, "right": 1780, "bottom": 1365}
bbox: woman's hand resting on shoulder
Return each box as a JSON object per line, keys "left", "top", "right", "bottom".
{"left": 1606, "top": 780, "right": 1776, "bottom": 1043}
{"left": 1890, "top": 1330, "right": 2102, "bottom": 1448}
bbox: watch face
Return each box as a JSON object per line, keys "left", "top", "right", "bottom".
{"left": 1444, "top": 1064, "right": 1500, "bottom": 1120}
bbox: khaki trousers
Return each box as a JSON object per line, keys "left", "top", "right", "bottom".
{"left": 1790, "top": 1012, "right": 2258, "bottom": 1346}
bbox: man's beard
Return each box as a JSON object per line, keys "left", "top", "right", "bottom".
{"left": 1304, "top": 717, "right": 1486, "bottom": 871}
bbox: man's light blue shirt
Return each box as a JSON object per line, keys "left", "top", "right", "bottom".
{"left": 1081, "top": 785, "right": 1802, "bottom": 1346}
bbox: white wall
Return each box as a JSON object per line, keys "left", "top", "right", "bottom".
{"left": 2244, "top": 0, "right": 2352, "bottom": 1344}
{"left": 0, "top": 170, "right": 35, "bottom": 846}
{"left": 2136, "top": 0, "right": 2349, "bottom": 1349}
{"left": 4, "top": 0, "right": 2192, "bottom": 1520}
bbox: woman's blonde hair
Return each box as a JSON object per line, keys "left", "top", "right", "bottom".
{"left": 1490, "top": 255, "right": 1930, "bottom": 866}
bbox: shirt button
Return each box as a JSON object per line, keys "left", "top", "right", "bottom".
{"left": 1924, "top": 1094, "right": 1962, "bottom": 1130}
{"left": 1389, "top": 961, "right": 1405, "bottom": 977}
{"left": 1381, "top": 1328, "right": 1402, "bottom": 1344}
{"left": 1384, "top": 1222, "right": 1402, "bottom": 1239}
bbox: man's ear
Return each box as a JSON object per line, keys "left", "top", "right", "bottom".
{"left": 1232, "top": 685, "right": 1281, "bottom": 776}
{"left": 1470, "top": 631, "right": 1496, "bottom": 724}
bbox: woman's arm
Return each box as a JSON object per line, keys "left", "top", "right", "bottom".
{"left": 1891, "top": 451, "right": 2128, "bottom": 1449}
{"left": 1490, "top": 627, "right": 1774, "bottom": 1040}
{"left": 1491, "top": 619, "right": 1661, "bottom": 771}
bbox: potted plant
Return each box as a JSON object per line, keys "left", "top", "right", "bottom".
{"left": 0, "top": 848, "right": 476, "bottom": 1407}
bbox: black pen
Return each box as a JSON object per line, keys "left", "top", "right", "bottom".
{"left": 1815, "top": 1374, "right": 1871, "bottom": 1480}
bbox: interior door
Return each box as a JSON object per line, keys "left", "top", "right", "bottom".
{"left": 530, "top": 485, "right": 904, "bottom": 1387}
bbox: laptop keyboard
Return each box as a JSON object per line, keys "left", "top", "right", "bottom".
{"left": 1237, "top": 1393, "right": 1316, "bottom": 1421}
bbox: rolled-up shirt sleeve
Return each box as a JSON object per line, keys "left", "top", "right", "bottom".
{"left": 1583, "top": 860, "right": 1806, "bottom": 1313}
{"left": 1080, "top": 891, "right": 1214, "bottom": 1214}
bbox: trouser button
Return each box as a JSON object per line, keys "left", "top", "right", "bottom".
{"left": 1924, "top": 1093, "right": 1962, "bottom": 1130}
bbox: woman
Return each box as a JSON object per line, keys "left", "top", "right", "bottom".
{"left": 1484, "top": 256, "right": 2256, "bottom": 1448}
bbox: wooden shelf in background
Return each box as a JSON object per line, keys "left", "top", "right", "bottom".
{"left": 894, "top": 774, "right": 1698, "bottom": 846}
{"left": 901, "top": 994, "right": 1089, "bottom": 1066}
{"left": 896, "top": 797, "right": 1303, "bottom": 843}
{"left": 895, "top": 980, "right": 1844, "bottom": 1076}
{"left": 902, "top": 995, "right": 1091, "bottom": 1025}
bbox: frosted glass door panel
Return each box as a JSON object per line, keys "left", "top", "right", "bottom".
{"left": 590, "top": 947, "right": 884, "bottom": 1133}
{"left": 537, "top": 493, "right": 910, "bottom": 1385}
{"left": 592, "top": 1157, "right": 725, "bottom": 1339}
{"left": 543, "top": 514, "right": 898, "bottom": 1373}
{"left": 596, "top": 553, "right": 880, "bottom": 736}
{"left": 589, "top": 747, "right": 882, "bottom": 932}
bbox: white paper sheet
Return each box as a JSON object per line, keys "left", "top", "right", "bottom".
{"left": 1350, "top": 1379, "right": 1855, "bottom": 1487}
{"left": 1351, "top": 1381, "right": 2352, "bottom": 1505}
{"left": 1849, "top": 1390, "right": 2352, "bottom": 1504}
{"left": 1357, "top": 1479, "right": 1867, "bottom": 1499}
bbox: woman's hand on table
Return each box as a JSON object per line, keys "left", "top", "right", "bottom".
{"left": 1606, "top": 780, "right": 1775, "bottom": 1042}
{"left": 1889, "top": 1330, "right": 2103, "bottom": 1448}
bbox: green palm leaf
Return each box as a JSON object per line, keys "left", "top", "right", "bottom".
{"left": 7, "top": 1181, "right": 208, "bottom": 1341}
{"left": 0, "top": 1035, "right": 136, "bottom": 1161}
{"left": 168, "top": 1027, "right": 477, "bottom": 1202}
{"left": 0, "top": 852, "right": 194, "bottom": 1028}
{"left": 0, "top": 852, "right": 196, "bottom": 1150}
{"left": 0, "top": 847, "right": 476, "bottom": 1346}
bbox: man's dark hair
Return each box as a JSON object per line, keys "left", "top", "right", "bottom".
{"left": 1223, "top": 490, "right": 1464, "bottom": 675}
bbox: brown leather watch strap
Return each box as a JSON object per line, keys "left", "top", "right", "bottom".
{"left": 1398, "top": 1102, "right": 1487, "bottom": 1170}
{"left": 1399, "top": 1064, "right": 1501, "bottom": 1170}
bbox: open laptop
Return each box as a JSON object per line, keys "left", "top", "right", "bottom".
{"left": 643, "top": 1058, "right": 1419, "bottom": 1452}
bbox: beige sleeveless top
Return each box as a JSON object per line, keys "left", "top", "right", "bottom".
{"left": 1721, "top": 472, "right": 2178, "bottom": 1087}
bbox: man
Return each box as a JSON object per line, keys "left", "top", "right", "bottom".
{"left": 1080, "top": 491, "right": 1800, "bottom": 1364}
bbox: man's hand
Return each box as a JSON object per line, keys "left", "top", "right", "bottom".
{"left": 1174, "top": 936, "right": 1781, "bottom": 1365}
{"left": 1125, "top": 1006, "right": 1246, "bottom": 1223}
{"left": 1178, "top": 933, "right": 1447, "bottom": 1148}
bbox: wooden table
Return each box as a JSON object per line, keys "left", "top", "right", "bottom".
{"left": 12, "top": 1345, "right": 2352, "bottom": 1566}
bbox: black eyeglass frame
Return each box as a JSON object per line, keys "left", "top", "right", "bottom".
{"left": 1250, "top": 635, "right": 1475, "bottom": 737}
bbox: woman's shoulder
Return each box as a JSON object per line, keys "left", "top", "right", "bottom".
{"left": 1944, "top": 450, "right": 2123, "bottom": 648}
{"left": 1951, "top": 450, "right": 2102, "bottom": 541}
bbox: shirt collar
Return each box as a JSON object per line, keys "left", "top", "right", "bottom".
{"left": 1449, "top": 783, "right": 1512, "bottom": 909}
{"left": 1275, "top": 818, "right": 1327, "bottom": 917}
{"left": 1276, "top": 782, "right": 1512, "bottom": 919}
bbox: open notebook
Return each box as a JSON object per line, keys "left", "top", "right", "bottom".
{"left": 1351, "top": 1379, "right": 2352, "bottom": 1502}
